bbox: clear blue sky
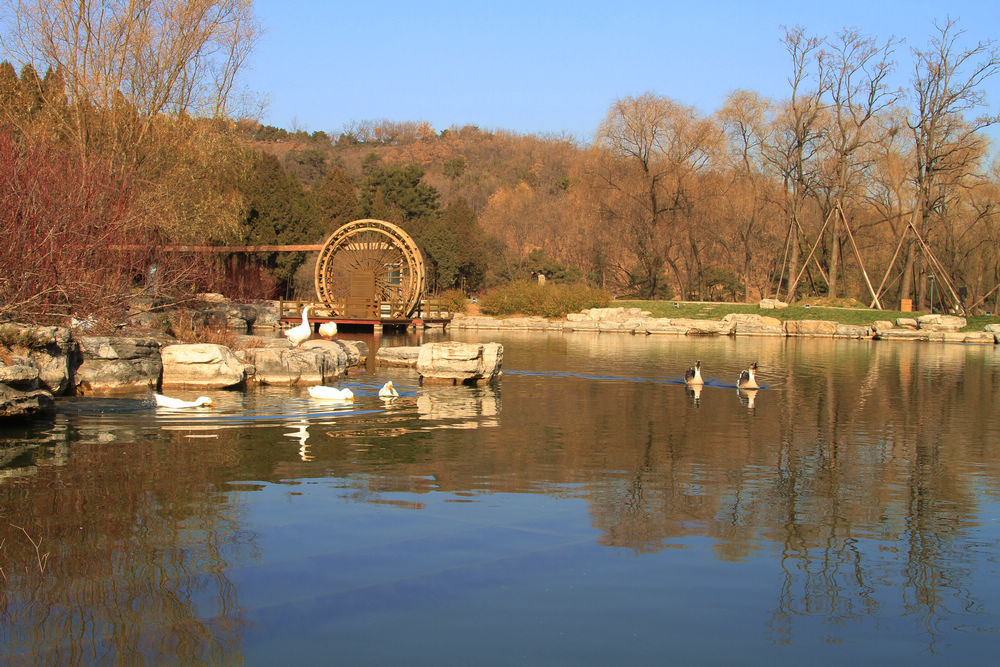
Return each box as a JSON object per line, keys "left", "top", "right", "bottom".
{"left": 246, "top": 0, "right": 1000, "bottom": 145}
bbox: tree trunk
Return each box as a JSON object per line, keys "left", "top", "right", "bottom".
{"left": 828, "top": 213, "right": 841, "bottom": 299}
{"left": 785, "top": 220, "right": 800, "bottom": 302}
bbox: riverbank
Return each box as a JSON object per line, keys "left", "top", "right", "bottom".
{"left": 451, "top": 304, "right": 1000, "bottom": 344}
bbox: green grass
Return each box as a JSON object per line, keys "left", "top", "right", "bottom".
{"left": 614, "top": 300, "right": 1000, "bottom": 332}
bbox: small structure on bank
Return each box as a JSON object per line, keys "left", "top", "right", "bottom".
{"left": 314, "top": 219, "right": 426, "bottom": 320}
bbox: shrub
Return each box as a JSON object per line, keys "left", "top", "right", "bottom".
{"left": 434, "top": 289, "right": 468, "bottom": 313}
{"left": 478, "top": 280, "right": 610, "bottom": 318}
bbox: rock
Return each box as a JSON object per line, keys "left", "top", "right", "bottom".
{"left": 301, "top": 339, "right": 358, "bottom": 369}
{"left": 641, "top": 319, "right": 693, "bottom": 335}
{"left": 236, "top": 347, "right": 325, "bottom": 385}
{"left": 722, "top": 313, "right": 785, "bottom": 336}
{"left": 236, "top": 339, "right": 359, "bottom": 385}
{"left": 0, "top": 384, "right": 54, "bottom": 419}
{"left": 872, "top": 320, "right": 895, "bottom": 333}
{"left": 759, "top": 298, "right": 789, "bottom": 309}
{"left": 575, "top": 307, "right": 649, "bottom": 321}
{"left": 834, "top": 324, "right": 871, "bottom": 339}
{"left": 562, "top": 320, "right": 603, "bottom": 332}
{"left": 895, "top": 318, "right": 919, "bottom": 330}
{"left": 0, "top": 323, "right": 73, "bottom": 394}
{"left": 917, "top": 314, "right": 966, "bottom": 331}
{"left": 160, "top": 343, "right": 248, "bottom": 389}
{"left": 251, "top": 302, "right": 282, "bottom": 329}
{"left": 376, "top": 346, "right": 422, "bottom": 367}
{"left": 0, "top": 361, "right": 39, "bottom": 387}
{"left": 876, "top": 329, "right": 928, "bottom": 341}
{"left": 669, "top": 318, "right": 735, "bottom": 335}
{"left": 985, "top": 323, "right": 1000, "bottom": 333}
{"left": 74, "top": 336, "right": 163, "bottom": 394}
{"left": 416, "top": 342, "right": 503, "bottom": 385}
{"left": 961, "top": 332, "right": 996, "bottom": 345}
{"left": 449, "top": 315, "right": 503, "bottom": 329}
{"left": 784, "top": 320, "right": 837, "bottom": 337}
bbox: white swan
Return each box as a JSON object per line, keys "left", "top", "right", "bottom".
{"left": 319, "top": 320, "right": 338, "bottom": 338}
{"left": 684, "top": 360, "right": 704, "bottom": 386}
{"left": 378, "top": 381, "right": 399, "bottom": 398}
{"left": 154, "top": 393, "right": 215, "bottom": 408}
{"left": 284, "top": 305, "right": 312, "bottom": 347}
{"left": 737, "top": 362, "right": 760, "bottom": 390}
{"left": 307, "top": 385, "right": 354, "bottom": 401}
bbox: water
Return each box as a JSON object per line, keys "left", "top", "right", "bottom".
{"left": 1, "top": 331, "right": 999, "bottom": 665}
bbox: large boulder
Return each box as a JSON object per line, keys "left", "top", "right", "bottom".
{"left": 237, "top": 339, "right": 354, "bottom": 385}
{"left": 784, "top": 320, "right": 838, "bottom": 337}
{"left": 160, "top": 343, "right": 248, "bottom": 389}
{"left": 722, "top": 313, "right": 785, "bottom": 336}
{"left": 74, "top": 336, "right": 163, "bottom": 394}
{"left": 376, "top": 346, "right": 422, "bottom": 368}
{"left": 0, "top": 323, "right": 73, "bottom": 394}
{"left": 416, "top": 342, "right": 503, "bottom": 385}
{"left": 917, "top": 314, "right": 967, "bottom": 331}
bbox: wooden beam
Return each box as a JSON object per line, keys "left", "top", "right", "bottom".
{"left": 162, "top": 244, "right": 324, "bottom": 252}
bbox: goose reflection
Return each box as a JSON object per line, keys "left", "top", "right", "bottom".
{"left": 686, "top": 384, "right": 703, "bottom": 407}
{"left": 737, "top": 388, "right": 758, "bottom": 412}
{"left": 284, "top": 420, "right": 312, "bottom": 461}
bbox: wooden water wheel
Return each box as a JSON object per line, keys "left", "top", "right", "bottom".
{"left": 314, "top": 219, "right": 425, "bottom": 318}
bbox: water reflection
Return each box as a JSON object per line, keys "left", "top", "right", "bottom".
{"left": 0, "top": 333, "right": 998, "bottom": 662}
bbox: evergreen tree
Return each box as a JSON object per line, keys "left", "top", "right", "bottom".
{"left": 239, "top": 152, "right": 320, "bottom": 290}
{"left": 313, "top": 166, "right": 359, "bottom": 233}
{"left": 419, "top": 198, "right": 488, "bottom": 291}
{"left": 0, "top": 61, "right": 19, "bottom": 122}
{"left": 358, "top": 163, "right": 439, "bottom": 226}
{"left": 18, "top": 64, "right": 43, "bottom": 118}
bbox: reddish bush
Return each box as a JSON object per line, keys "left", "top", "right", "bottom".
{"left": 0, "top": 125, "right": 220, "bottom": 327}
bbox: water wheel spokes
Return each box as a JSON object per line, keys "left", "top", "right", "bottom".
{"left": 314, "top": 219, "right": 425, "bottom": 318}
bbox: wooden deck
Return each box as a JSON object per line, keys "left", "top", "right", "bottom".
{"left": 278, "top": 299, "right": 453, "bottom": 331}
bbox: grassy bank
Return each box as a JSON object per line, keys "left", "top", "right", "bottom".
{"left": 614, "top": 300, "right": 1000, "bottom": 332}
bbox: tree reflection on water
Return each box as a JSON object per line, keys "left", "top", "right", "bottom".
{"left": 0, "top": 336, "right": 997, "bottom": 660}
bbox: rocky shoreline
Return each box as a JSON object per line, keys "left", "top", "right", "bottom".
{"left": 3, "top": 300, "right": 995, "bottom": 421}
{"left": 450, "top": 306, "right": 1000, "bottom": 344}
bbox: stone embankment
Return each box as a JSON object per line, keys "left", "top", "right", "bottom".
{"left": 450, "top": 306, "right": 1000, "bottom": 345}
{"left": 1, "top": 309, "right": 504, "bottom": 419}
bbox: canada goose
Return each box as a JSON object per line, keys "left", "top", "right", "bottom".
{"left": 737, "top": 362, "right": 759, "bottom": 390}
{"left": 307, "top": 385, "right": 354, "bottom": 401}
{"left": 378, "top": 381, "right": 399, "bottom": 398}
{"left": 154, "top": 393, "right": 214, "bottom": 408}
{"left": 319, "top": 320, "right": 338, "bottom": 338}
{"left": 284, "top": 305, "right": 312, "bottom": 347}
{"left": 684, "top": 360, "right": 704, "bottom": 385}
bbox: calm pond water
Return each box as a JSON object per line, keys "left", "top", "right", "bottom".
{"left": 1, "top": 329, "right": 999, "bottom": 665}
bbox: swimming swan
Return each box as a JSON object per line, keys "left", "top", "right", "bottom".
{"left": 737, "top": 362, "right": 760, "bottom": 390}
{"left": 684, "top": 360, "right": 704, "bottom": 385}
{"left": 319, "top": 320, "right": 338, "bottom": 338}
{"left": 284, "top": 305, "right": 312, "bottom": 347}
{"left": 378, "top": 381, "right": 399, "bottom": 398}
{"left": 307, "top": 385, "right": 354, "bottom": 401}
{"left": 154, "top": 393, "right": 215, "bottom": 408}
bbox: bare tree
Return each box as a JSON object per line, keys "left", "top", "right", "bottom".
{"left": 765, "top": 27, "right": 827, "bottom": 302}
{"left": 0, "top": 0, "right": 261, "bottom": 164}
{"left": 594, "top": 93, "right": 720, "bottom": 298}
{"left": 901, "top": 18, "right": 1000, "bottom": 309}
{"left": 820, "top": 28, "right": 901, "bottom": 300}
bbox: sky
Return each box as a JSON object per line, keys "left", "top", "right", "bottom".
{"left": 245, "top": 0, "right": 1000, "bottom": 145}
